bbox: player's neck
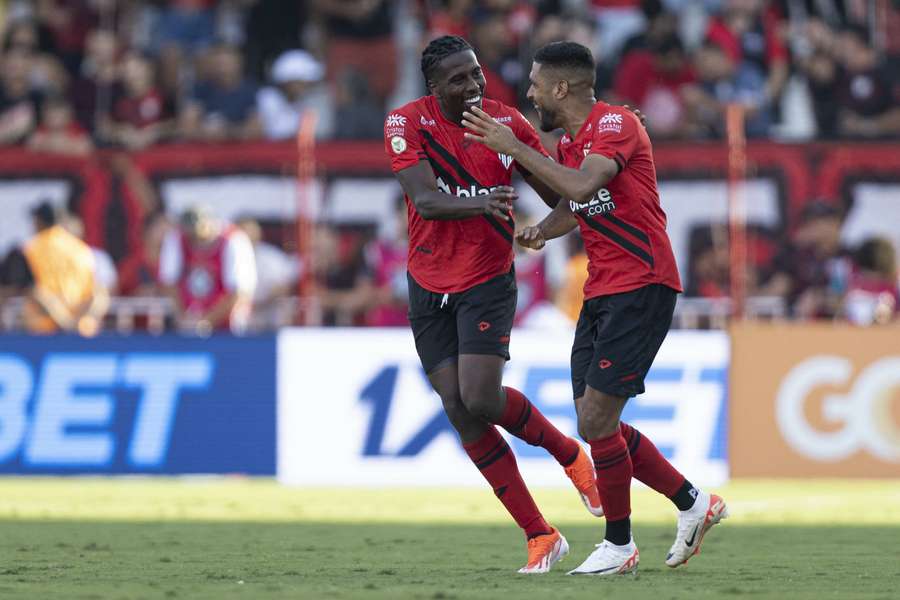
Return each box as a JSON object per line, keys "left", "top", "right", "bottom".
{"left": 435, "top": 98, "right": 464, "bottom": 127}
{"left": 560, "top": 97, "right": 597, "bottom": 139}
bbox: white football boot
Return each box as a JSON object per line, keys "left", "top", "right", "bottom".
{"left": 567, "top": 538, "right": 639, "bottom": 576}
{"left": 665, "top": 491, "right": 729, "bottom": 567}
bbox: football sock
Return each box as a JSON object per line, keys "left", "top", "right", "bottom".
{"left": 499, "top": 386, "right": 580, "bottom": 467}
{"left": 619, "top": 422, "right": 694, "bottom": 508}
{"left": 463, "top": 426, "right": 552, "bottom": 539}
{"left": 589, "top": 430, "right": 633, "bottom": 545}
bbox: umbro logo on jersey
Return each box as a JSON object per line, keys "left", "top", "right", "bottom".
{"left": 420, "top": 115, "right": 436, "bottom": 126}
{"left": 493, "top": 115, "right": 513, "bottom": 123}
{"left": 386, "top": 114, "right": 406, "bottom": 127}
{"left": 498, "top": 153, "right": 513, "bottom": 169}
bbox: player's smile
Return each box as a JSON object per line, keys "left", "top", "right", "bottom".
{"left": 432, "top": 49, "right": 486, "bottom": 123}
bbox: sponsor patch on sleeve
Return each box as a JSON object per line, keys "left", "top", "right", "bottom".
{"left": 390, "top": 136, "right": 407, "bottom": 154}
{"left": 597, "top": 112, "right": 623, "bottom": 133}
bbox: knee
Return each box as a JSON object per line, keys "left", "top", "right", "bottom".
{"left": 458, "top": 384, "right": 500, "bottom": 421}
{"left": 575, "top": 395, "right": 621, "bottom": 440}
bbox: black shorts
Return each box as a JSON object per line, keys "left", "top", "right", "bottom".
{"left": 407, "top": 269, "right": 516, "bottom": 374}
{"left": 571, "top": 283, "right": 677, "bottom": 399}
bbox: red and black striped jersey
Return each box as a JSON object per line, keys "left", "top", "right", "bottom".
{"left": 385, "top": 95, "right": 548, "bottom": 294}
{"left": 557, "top": 101, "right": 682, "bottom": 299}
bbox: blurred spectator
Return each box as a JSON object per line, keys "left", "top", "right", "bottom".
{"left": 682, "top": 42, "right": 772, "bottom": 137}
{"left": 27, "top": 95, "right": 93, "bottom": 155}
{"left": 555, "top": 235, "right": 588, "bottom": 323}
{"left": 620, "top": 0, "right": 678, "bottom": 57}
{"left": 257, "top": 49, "right": 334, "bottom": 140}
{"left": 310, "top": 223, "right": 373, "bottom": 326}
{"left": 0, "top": 50, "right": 43, "bottom": 145}
{"left": 70, "top": 28, "right": 119, "bottom": 134}
{"left": 99, "top": 51, "right": 174, "bottom": 149}
{"left": 685, "top": 225, "right": 732, "bottom": 298}
{"left": 150, "top": 0, "right": 217, "bottom": 57}
{"left": 244, "top": 0, "right": 312, "bottom": 82}
{"left": 426, "top": 0, "right": 474, "bottom": 39}
{"left": 614, "top": 36, "right": 697, "bottom": 137}
{"left": 34, "top": 0, "right": 99, "bottom": 75}
{"left": 843, "top": 237, "right": 899, "bottom": 325}
{"left": 705, "top": 0, "right": 789, "bottom": 113}
{"left": 314, "top": 0, "right": 397, "bottom": 105}
{"left": 834, "top": 25, "right": 900, "bottom": 139}
{"left": 363, "top": 198, "right": 408, "bottom": 327}
{"left": 159, "top": 206, "right": 257, "bottom": 335}
{"left": 121, "top": 211, "right": 174, "bottom": 296}
{"left": 761, "top": 201, "right": 851, "bottom": 319}
{"left": 19, "top": 201, "right": 108, "bottom": 336}
{"left": 64, "top": 215, "right": 119, "bottom": 295}
{"left": 235, "top": 217, "right": 299, "bottom": 328}
{"left": 332, "top": 68, "right": 384, "bottom": 139}
{"left": 3, "top": 18, "right": 69, "bottom": 95}
{"left": 469, "top": 12, "right": 520, "bottom": 106}
{"left": 180, "top": 44, "right": 261, "bottom": 141}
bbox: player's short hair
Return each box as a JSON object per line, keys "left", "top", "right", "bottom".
{"left": 533, "top": 41, "right": 595, "bottom": 75}
{"left": 420, "top": 35, "right": 474, "bottom": 84}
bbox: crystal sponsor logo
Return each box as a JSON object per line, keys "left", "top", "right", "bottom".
{"left": 776, "top": 356, "right": 900, "bottom": 462}
{"left": 386, "top": 114, "right": 406, "bottom": 127}
{"left": 569, "top": 188, "right": 616, "bottom": 216}
{"left": 436, "top": 177, "right": 500, "bottom": 197}
{"left": 598, "top": 112, "right": 623, "bottom": 133}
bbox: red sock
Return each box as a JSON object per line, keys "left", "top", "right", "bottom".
{"left": 589, "top": 430, "right": 633, "bottom": 522}
{"left": 620, "top": 422, "right": 685, "bottom": 497}
{"left": 463, "top": 426, "right": 551, "bottom": 538}
{"left": 498, "top": 387, "right": 580, "bottom": 466}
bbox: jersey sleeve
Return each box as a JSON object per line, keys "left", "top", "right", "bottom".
{"left": 510, "top": 109, "right": 549, "bottom": 176}
{"left": 587, "top": 108, "right": 639, "bottom": 172}
{"left": 384, "top": 107, "right": 425, "bottom": 172}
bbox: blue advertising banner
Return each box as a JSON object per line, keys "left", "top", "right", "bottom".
{"left": 0, "top": 335, "right": 276, "bottom": 474}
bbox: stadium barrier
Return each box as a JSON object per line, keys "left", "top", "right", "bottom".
{"left": 277, "top": 328, "right": 729, "bottom": 487}
{"left": 0, "top": 335, "right": 276, "bottom": 475}
{"left": 730, "top": 323, "right": 900, "bottom": 478}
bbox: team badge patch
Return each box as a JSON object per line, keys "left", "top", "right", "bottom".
{"left": 498, "top": 153, "right": 513, "bottom": 169}
{"left": 391, "top": 136, "right": 407, "bottom": 153}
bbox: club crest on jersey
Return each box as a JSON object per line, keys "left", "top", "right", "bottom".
{"left": 390, "top": 136, "right": 407, "bottom": 153}
{"left": 498, "top": 153, "right": 514, "bottom": 169}
{"left": 386, "top": 114, "right": 406, "bottom": 127}
{"left": 598, "top": 112, "right": 623, "bottom": 133}
{"left": 582, "top": 142, "right": 592, "bottom": 157}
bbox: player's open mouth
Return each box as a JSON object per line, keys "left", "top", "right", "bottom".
{"left": 464, "top": 95, "right": 482, "bottom": 106}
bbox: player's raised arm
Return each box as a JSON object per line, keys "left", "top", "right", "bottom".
{"left": 394, "top": 161, "right": 516, "bottom": 221}
{"left": 463, "top": 105, "right": 618, "bottom": 204}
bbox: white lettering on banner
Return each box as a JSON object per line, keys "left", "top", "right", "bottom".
{"left": 776, "top": 356, "right": 900, "bottom": 462}
{"left": 277, "top": 330, "right": 729, "bottom": 486}
{"left": 0, "top": 353, "right": 213, "bottom": 467}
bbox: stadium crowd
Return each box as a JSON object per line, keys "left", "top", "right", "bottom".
{"left": 0, "top": 0, "right": 897, "bottom": 333}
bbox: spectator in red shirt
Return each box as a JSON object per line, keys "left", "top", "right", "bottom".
{"left": 27, "top": 95, "right": 93, "bottom": 156}
{"left": 705, "top": 0, "right": 789, "bottom": 110}
{"left": 99, "top": 51, "right": 174, "bottom": 149}
{"left": 614, "top": 36, "right": 697, "bottom": 138}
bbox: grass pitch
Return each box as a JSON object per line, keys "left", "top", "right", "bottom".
{"left": 0, "top": 479, "right": 898, "bottom": 599}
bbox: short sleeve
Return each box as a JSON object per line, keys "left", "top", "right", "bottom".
{"left": 384, "top": 108, "right": 425, "bottom": 172}
{"left": 510, "top": 109, "right": 549, "bottom": 176}
{"left": 587, "top": 108, "right": 638, "bottom": 172}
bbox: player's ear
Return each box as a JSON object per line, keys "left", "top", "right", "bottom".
{"left": 555, "top": 79, "right": 569, "bottom": 100}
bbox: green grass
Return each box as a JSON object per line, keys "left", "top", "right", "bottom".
{"left": 0, "top": 479, "right": 898, "bottom": 599}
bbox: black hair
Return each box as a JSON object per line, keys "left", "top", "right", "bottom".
{"left": 420, "top": 35, "right": 474, "bottom": 84}
{"left": 533, "top": 41, "right": 595, "bottom": 73}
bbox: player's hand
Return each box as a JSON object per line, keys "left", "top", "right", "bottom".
{"left": 483, "top": 186, "right": 516, "bottom": 221}
{"left": 516, "top": 225, "right": 545, "bottom": 250}
{"left": 462, "top": 106, "right": 519, "bottom": 155}
{"left": 623, "top": 104, "right": 647, "bottom": 128}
